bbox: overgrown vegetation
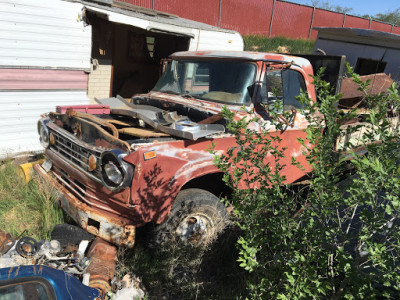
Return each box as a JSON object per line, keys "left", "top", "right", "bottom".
{"left": 118, "top": 223, "right": 246, "bottom": 299}
{"left": 0, "top": 161, "right": 64, "bottom": 240}
{"left": 212, "top": 67, "right": 400, "bottom": 298}
{"left": 243, "top": 35, "right": 315, "bottom": 54}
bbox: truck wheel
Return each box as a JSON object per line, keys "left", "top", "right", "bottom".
{"left": 151, "top": 188, "right": 228, "bottom": 247}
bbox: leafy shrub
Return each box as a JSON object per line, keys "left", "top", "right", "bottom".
{"left": 213, "top": 66, "right": 400, "bottom": 298}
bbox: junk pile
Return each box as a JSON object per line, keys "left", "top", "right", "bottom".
{"left": 0, "top": 225, "right": 145, "bottom": 299}
{"left": 339, "top": 73, "right": 394, "bottom": 110}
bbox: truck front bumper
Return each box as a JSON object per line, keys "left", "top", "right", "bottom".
{"left": 34, "top": 163, "right": 135, "bottom": 248}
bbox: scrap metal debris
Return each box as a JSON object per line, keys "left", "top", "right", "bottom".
{"left": 0, "top": 227, "right": 145, "bottom": 299}
{"left": 339, "top": 73, "right": 394, "bottom": 109}
{"left": 97, "top": 96, "right": 225, "bottom": 140}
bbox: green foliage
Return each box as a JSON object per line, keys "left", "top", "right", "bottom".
{"left": 243, "top": 35, "right": 315, "bottom": 54}
{"left": 310, "top": 0, "right": 353, "bottom": 14}
{"left": 0, "top": 161, "right": 64, "bottom": 239}
{"left": 213, "top": 65, "right": 400, "bottom": 298}
{"left": 374, "top": 8, "right": 400, "bottom": 26}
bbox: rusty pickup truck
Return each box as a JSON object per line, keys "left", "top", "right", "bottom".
{"left": 35, "top": 51, "right": 388, "bottom": 247}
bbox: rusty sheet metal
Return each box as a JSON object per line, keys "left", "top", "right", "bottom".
{"left": 97, "top": 97, "right": 225, "bottom": 140}
{"left": 118, "top": 127, "right": 170, "bottom": 138}
{"left": 34, "top": 163, "right": 136, "bottom": 248}
{"left": 86, "top": 237, "right": 117, "bottom": 297}
{"left": 124, "top": 126, "right": 313, "bottom": 225}
{"left": 66, "top": 110, "right": 119, "bottom": 138}
{"left": 43, "top": 148, "right": 135, "bottom": 217}
{"left": 171, "top": 51, "right": 312, "bottom": 66}
{"left": 49, "top": 113, "right": 130, "bottom": 151}
{"left": 339, "top": 73, "right": 393, "bottom": 108}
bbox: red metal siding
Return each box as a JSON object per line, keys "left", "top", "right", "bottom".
{"left": 154, "top": 0, "right": 220, "bottom": 27}
{"left": 392, "top": 26, "right": 400, "bottom": 35}
{"left": 310, "top": 9, "right": 344, "bottom": 39}
{"left": 344, "top": 16, "right": 370, "bottom": 29}
{"left": 271, "top": 2, "right": 313, "bottom": 38}
{"left": 0, "top": 69, "right": 88, "bottom": 90}
{"left": 114, "top": 0, "right": 152, "bottom": 9}
{"left": 220, "top": 0, "right": 272, "bottom": 35}
{"left": 101, "top": 0, "right": 400, "bottom": 38}
{"left": 371, "top": 21, "right": 393, "bottom": 33}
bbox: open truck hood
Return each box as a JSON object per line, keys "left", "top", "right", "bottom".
{"left": 97, "top": 97, "right": 225, "bottom": 140}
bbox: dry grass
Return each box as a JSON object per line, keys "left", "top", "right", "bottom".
{"left": 0, "top": 160, "right": 64, "bottom": 240}
{"left": 116, "top": 217, "right": 247, "bottom": 299}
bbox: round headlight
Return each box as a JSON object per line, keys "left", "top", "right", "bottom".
{"left": 104, "top": 162, "right": 123, "bottom": 184}
{"left": 37, "top": 120, "right": 50, "bottom": 148}
{"left": 100, "top": 151, "right": 126, "bottom": 189}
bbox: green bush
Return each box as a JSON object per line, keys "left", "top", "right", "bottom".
{"left": 213, "top": 66, "right": 400, "bottom": 298}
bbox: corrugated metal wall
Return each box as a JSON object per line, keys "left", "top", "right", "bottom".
{"left": 0, "top": 0, "right": 91, "bottom": 156}
{"left": 344, "top": 15, "right": 370, "bottom": 29}
{"left": 271, "top": 1, "right": 313, "bottom": 38}
{"left": 155, "top": 0, "right": 220, "bottom": 27}
{"left": 116, "top": 0, "right": 152, "bottom": 9}
{"left": 114, "top": 0, "right": 400, "bottom": 39}
{"left": 0, "top": 91, "right": 89, "bottom": 155}
{"left": 370, "top": 21, "right": 393, "bottom": 32}
{"left": 220, "top": 0, "right": 272, "bottom": 35}
{"left": 311, "top": 9, "right": 344, "bottom": 39}
{"left": 0, "top": 0, "right": 91, "bottom": 69}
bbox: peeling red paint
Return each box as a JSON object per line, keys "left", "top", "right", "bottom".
{"left": 37, "top": 51, "right": 325, "bottom": 247}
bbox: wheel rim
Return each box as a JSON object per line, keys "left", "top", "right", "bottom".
{"left": 176, "top": 213, "right": 215, "bottom": 245}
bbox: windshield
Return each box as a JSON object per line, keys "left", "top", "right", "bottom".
{"left": 152, "top": 60, "right": 256, "bottom": 105}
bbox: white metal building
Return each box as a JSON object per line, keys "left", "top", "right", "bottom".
{"left": 0, "top": 0, "right": 243, "bottom": 157}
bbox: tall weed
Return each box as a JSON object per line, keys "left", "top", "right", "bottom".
{"left": 0, "top": 161, "right": 64, "bottom": 240}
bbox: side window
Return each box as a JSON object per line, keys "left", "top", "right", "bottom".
{"left": 262, "top": 69, "right": 306, "bottom": 111}
{"left": 281, "top": 69, "right": 306, "bottom": 110}
{"left": 193, "top": 65, "right": 210, "bottom": 86}
{"left": 0, "top": 281, "right": 53, "bottom": 300}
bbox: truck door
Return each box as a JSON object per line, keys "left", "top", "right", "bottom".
{"left": 255, "top": 66, "right": 313, "bottom": 183}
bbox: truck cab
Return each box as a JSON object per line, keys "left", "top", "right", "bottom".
{"left": 36, "top": 51, "right": 335, "bottom": 247}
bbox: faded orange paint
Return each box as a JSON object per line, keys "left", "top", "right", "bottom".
{"left": 36, "top": 51, "right": 321, "bottom": 247}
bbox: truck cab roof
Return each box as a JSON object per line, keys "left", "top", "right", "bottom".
{"left": 170, "top": 51, "right": 312, "bottom": 67}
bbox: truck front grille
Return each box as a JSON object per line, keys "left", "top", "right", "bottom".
{"left": 49, "top": 129, "right": 102, "bottom": 181}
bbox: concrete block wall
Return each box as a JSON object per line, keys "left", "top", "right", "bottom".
{"left": 87, "top": 63, "right": 112, "bottom": 102}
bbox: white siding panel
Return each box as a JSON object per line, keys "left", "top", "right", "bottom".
{"left": 0, "top": 90, "right": 89, "bottom": 156}
{"left": 0, "top": 0, "right": 91, "bottom": 70}
{"left": 189, "top": 29, "right": 244, "bottom": 51}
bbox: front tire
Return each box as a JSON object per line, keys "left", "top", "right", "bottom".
{"left": 151, "top": 188, "right": 228, "bottom": 246}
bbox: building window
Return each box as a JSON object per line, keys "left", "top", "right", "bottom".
{"left": 354, "top": 58, "right": 387, "bottom": 76}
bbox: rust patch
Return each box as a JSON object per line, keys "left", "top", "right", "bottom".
{"left": 86, "top": 238, "right": 117, "bottom": 297}
{"left": 340, "top": 73, "right": 393, "bottom": 108}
